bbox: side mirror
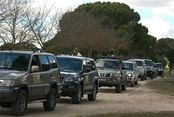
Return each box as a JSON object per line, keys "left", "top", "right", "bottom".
{"left": 31, "top": 65, "right": 40, "bottom": 72}
{"left": 91, "top": 66, "right": 96, "bottom": 70}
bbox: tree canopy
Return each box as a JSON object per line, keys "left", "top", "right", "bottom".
{"left": 47, "top": 2, "right": 151, "bottom": 57}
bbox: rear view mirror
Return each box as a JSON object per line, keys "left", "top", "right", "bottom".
{"left": 31, "top": 65, "right": 40, "bottom": 72}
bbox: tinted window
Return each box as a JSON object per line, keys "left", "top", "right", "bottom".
{"left": 96, "top": 60, "right": 120, "bottom": 69}
{"left": 96, "top": 60, "right": 104, "bottom": 68}
{"left": 31, "top": 55, "right": 40, "bottom": 71}
{"left": 48, "top": 56, "right": 57, "bottom": 69}
{"left": 39, "top": 55, "right": 50, "bottom": 71}
{"left": 135, "top": 61, "right": 143, "bottom": 66}
{"left": 0, "top": 53, "right": 30, "bottom": 71}
{"left": 155, "top": 63, "right": 162, "bottom": 68}
{"left": 57, "top": 57, "right": 82, "bottom": 73}
{"left": 145, "top": 60, "right": 153, "bottom": 66}
{"left": 123, "top": 62, "right": 133, "bottom": 71}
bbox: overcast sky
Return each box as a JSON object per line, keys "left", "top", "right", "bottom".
{"left": 34, "top": 0, "right": 174, "bottom": 39}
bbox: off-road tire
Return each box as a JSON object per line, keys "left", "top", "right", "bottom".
{"left": 72, "top": 85, "right": 82, "bottom": 104}
{"left": 88, "top": 84, "right": 97, "bottom": 101}
{"left": 11, "top": 90, "right": 28, "bottom": 116}
{"left": 43, "top": 88, "right": 57, "bottom": 111}
{"left": 115, "top": 84, "right": 122, "bottom": 93}
{"left": 121, "top": 84, "right": 126, "bottom": 91}
{"left": 135, "top": 81, "right": 138, "bottom": 85}
{"left": 131, "top": 82, "right": 135, "bottom": 87}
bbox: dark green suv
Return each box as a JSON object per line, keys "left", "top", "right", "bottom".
{"left": 57, "top": 55, "right": 98, "bottom": 104}
{"left": 0, "top": 51, "right": 61, "bottom": 116}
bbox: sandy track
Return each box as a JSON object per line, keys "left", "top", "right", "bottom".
{"left": 0, "top": 80, "right": 174, "bottom": 117}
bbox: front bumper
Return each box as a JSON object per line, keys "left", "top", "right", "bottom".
{"left": 157, "top": 71, "right": 163, "bottom": 76}
{"left": 126, "top": 77, "right": 134, "bottom": 83}
{"left": 98, "top": 77, "right": 121, "bottom": 87}
{"left": 138, "top": 72, "right": 144, "bottom": 77}
{"left": 61, "top": 82, "right": 79, "bottom": 96}
{"left": 0, "top": 86, "right": 19, "bottom": 103}
{"left": 147, "top": 71, "right": 154, "bottom": 77}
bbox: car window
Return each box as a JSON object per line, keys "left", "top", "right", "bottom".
{"left": 39, "top": 55, "right": 50, "bottom": 71}
{"left": 57, "top": 57, "right": 82, "bottom": 73}
{"left": 48, "top": 55, "right": 58, "bottom": 69}
{"left": 145, "top": 60, "right": 153, "bottom": 66}
{"left": 104, "top": 60, "right": 120, "bottom": 69}
{"left": 123, "top": 62, "right": 133, "bottom": 71}
{"left": 96, "top": 60, "right": 104, "bottom": 68}
{"left": 135, "top": 61, "right": 143, "bottom": 66}
{"left": 31, "top": 55, "right": 41, "bottom": 72}
{"left": 155, "top": 63, "right": 162, "bottom": 68}
{"left": 0, "top": 53, "right": 30, "bottom": 71}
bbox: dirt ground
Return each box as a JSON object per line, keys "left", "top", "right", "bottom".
{"left": 1, "top": 79, "right": 174, "bottom": 117}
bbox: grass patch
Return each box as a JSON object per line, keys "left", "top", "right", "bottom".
{"left": 79, "top": 112, "right": 174, "bottom": 117}
{"left": 164, "top": 69, "right": 174, "bottom": 78}
{"left": 147, "top": 78, "right": 174, "bottom": 96}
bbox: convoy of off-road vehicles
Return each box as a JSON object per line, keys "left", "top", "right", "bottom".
{"left": 0, "top": 50, "right": 164, "bottom": 116}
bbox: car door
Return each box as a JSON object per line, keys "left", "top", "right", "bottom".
{"left": 134, "top": 63, "right": 138, "bottom": 81}
{"left": 38, "top": 55, "right": 51, "bottom": 96}
{"left": 29, "top": 55, "right": 44, "bottom": 99}
{"left": 48, "top": 55, "right": 60, "bottom": 82}
{"left": 48, "top": 55, "right": 61, "bottom": 92}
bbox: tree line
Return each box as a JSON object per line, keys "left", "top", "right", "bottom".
{"left": 0, "top": 1, "right": 174, "bottom": 71}
{"left": 44, "top": 2, "right": 174, "bottom": 71}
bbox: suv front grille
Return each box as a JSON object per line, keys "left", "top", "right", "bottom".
{"left": 105, "top": 73, "right": 111, "bottom": 77}
{"left": 100, "top": 73, "right": 105, "bottom": 77}
{"left": 60, "top": 76, "right": 64, "bottom": 81}
{"left": 100, "top": 73, "right": 111, "bottom": 77}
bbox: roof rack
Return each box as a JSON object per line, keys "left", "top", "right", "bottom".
{"left": 96, "top": 56, "right": 135, "bottom": 61}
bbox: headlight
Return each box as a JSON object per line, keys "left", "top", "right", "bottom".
{"left": 128, "top": 73, "right": 133, "bottom": 77}
{"left": 0, "top": 80, "right": 15, "bottom": 87}
{"left": 64, "top": 75, "right": 75, "bottom": 82}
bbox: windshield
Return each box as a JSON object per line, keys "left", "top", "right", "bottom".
{"left": 0, "top": 53, "right": 30, "bottom": 71}
{"left": 96, "top": 60, "right": 120, "bottom": 69}
{"left": 155, "top": 64, "right": 162, "bottom": 68}
{"left": 123, "top": 62, "right": 133, "bottom": 71}
{"left": 57, "top": 57, "right": 82, "bottom": 73}
{"left": 135, "top": 61, "right": 143, "bottom": 66}
{"left": 145, "top": 60, "right": 153, "bottom": 66}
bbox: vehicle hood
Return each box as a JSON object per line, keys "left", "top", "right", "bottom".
{"left": 125, "top": 70, "right": 134, "bottom": 75}
{"left": 137, "top": 66, "right": 143, "bottom": 69}
{"left": 0, "top": 70, "right": 27, "bottom": 80}
{"left": 97, "top": 68, "right": 120, "bottom": 74}
{"left": 60, "top": 72, "right": 79, "bottom": 78}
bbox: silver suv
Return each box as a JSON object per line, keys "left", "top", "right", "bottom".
{"left": 122, "top": 61, "right": 138, "bottom": 87}
{"left": 96, "top": 59, "right": 126, "bottom": 93}
{"left": 128, "top": 59, "right": 146, "bottom": 80}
